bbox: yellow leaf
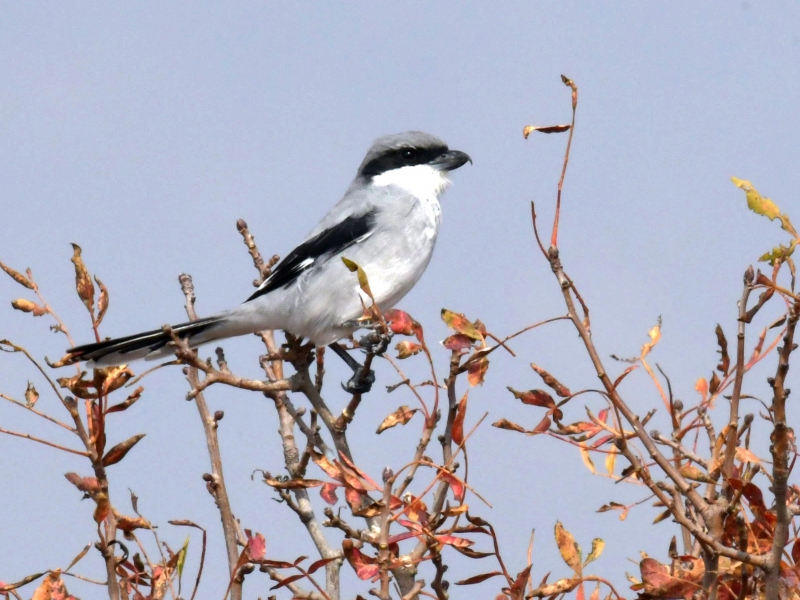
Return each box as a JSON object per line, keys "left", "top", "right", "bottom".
{"left": 440, "top": 309, "right": 484, "bottom": 341}
{"left": 641, "top": 318, "right": 662, "bottom": 359}
{"left": 605, "top": 446, "right": 617, "bottom": 476}
{"left": 732, "top": 177, "right": 781, "bottom": 221}
{"left": 584, "top": 538, "right": 604, "bottom": 566}
{"left": 341, "top": 257, "right": 373, "bottom": 300}
{"left": 679, "top": 464, "right": 713, "bottom": 483}
{"left": 579, "top": 444, "right": 595, "bottom": 474}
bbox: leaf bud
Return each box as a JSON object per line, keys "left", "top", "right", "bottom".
{"left": 382, "top": 467, "right": 393, "bottom": 483}
{"left": 214, "top": 410, "right": 224, "bottom": 421}
{"left": 202, "top": 472, "right": 214, "bottom": 482}
{"left": 744, "top": 265, "right": 755, "bottom": 284}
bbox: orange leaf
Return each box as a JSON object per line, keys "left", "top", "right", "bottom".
{"left": 452, "top": 392, "right": 468, "bottom": 445}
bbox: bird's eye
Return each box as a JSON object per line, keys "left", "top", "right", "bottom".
{"left": 402, "top": 148, "right": 417, "bottom": 160}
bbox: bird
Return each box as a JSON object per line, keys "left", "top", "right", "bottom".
{"left": 64, "top": 131, "right": 471, "bottom": 392}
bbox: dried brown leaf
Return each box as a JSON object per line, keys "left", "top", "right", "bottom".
{"left": 452, "top": 392, "right": 468, "bottom": 445}
{"left": 523, "top": 124, "right": 571, "bottom": 138}
{"left": 25, "top": 381, "right": 39, "bottom": 407}
{"left": 0, "top": 260, "right": 34, "bottom": 289}
{"left": 102, "top": 433, "right": 145, "bottom": 466}
{"left": 395, "top": 340, "right": 423, "bottom": 359}
{"left": 11, "top": 298, "right": 46, "bottom": 316}
{"left": 70, "top": 243, "right": 95, "bottom": 317}
{"left": 376, "top": 405, "right": 418, "bottom": 433}
{"left": 95, "top": 276, "right": 109, "bottom": 326}
{"left": 530, "top": 363, "right": 571, "bottom": 397}
{"left": 468, "top": 356, "right": 489, "bottom": 386}
{"left": 554, "top": 521, "right": 582, "bottom": 574}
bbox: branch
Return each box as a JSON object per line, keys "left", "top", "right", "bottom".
{"left": 177, "top": 273, "right": 244, "bottom": 600}
{"left": 765, "top": 299, "right": 799, "bottom": 598}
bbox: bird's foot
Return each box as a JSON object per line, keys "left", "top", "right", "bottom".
{"left": 341, "top": 367, "right": 376, "bottom": 395}
{"left": 358, "top": 330, "right": 393, "bottom": 356}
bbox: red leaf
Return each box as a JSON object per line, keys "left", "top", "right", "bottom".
{"left": 532, "top": 415, "right": 551, "bottom": 434}
{"left": 440, "top": 471, "right": 466, "bottom": 502}
{"left": 270, "top": 573, "right": 305, "bottom": 590}
{"left": 342, "top": 540, "right": 379, "bottom": 581}
{"left": 384, "top": 309, "right": 415, "bottom": 335}
{"left": 345, "top": 486, "right": 365, "bottom": 509}
{"left": 435, "top": 535, "right": 475, "bottom": 548}
{"left": 455, "top": 572, "right": 504, "bottom": 585}
{"left": 320, "top": 483, "right": 339, "bottom": 505}
{"left": 245, "top": 530, "right": 266, "bottom": 561}
{"left": 443, "top": 333, "right": 474, "bottom": 351}
{"left": 308, "top": 557, "right": 337, "bottom": 574}
{"left": 508, "top": 387, "right": 555, "bottom": 409}
{"left": 64, "top": 472, "right": 101, "bottom": 495}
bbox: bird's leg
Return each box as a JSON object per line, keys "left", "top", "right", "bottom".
{"left": 328, "top": 342, "right": 375, "bottom": 394}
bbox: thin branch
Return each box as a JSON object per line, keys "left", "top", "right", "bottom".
{"left": 0, "top": 427, "right": 90, "bottom": 456}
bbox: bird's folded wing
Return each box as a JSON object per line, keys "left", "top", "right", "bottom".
{"left": 246, "top": 209, "right": 377, "bottom": 302}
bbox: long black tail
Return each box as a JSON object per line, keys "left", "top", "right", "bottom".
{"left": 65, "top": 316, "right": 224, "bottom": 367}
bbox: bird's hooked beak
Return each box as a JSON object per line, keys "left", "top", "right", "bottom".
{"left": 430, "top": 150, "right": 472, "bottom": 172}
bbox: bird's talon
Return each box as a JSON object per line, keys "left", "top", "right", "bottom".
{"left": 358, "top": 331, "right": 393, "bottom": 356}
{"left": 341, "top": 369, "right": 375, "bottom": 395}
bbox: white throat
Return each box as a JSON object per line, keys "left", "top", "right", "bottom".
{"left": 371, "top": 164, "right": 450, "bottom": 201}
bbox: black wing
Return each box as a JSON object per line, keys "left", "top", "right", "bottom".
{"left": 246, "top": 210, "right": 377, "bottom": 302}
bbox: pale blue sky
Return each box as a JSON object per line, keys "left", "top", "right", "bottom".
{"left": 1, "top": 3, "right": 799, "bottom": 598}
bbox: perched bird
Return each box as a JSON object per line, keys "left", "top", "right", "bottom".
{"left": 65, "top": 131, "right": 471, "bottom": 391}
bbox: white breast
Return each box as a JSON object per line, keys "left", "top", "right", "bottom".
{"left": 372, "top": 164, "right": 447, "bottom": 239}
